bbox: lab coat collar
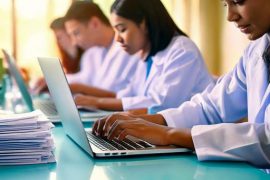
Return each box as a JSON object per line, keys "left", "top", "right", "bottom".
{"left": 150, "top": 36, "right": 179, "bottom": 66}
{"left": 267, "top": 32, "right": 270, "bottom": 43}
{"left": 143, "top": 36, "right": 181, "bottom": 94}
{"left": 255, "top": 33, "right": 270, "bottom": 58}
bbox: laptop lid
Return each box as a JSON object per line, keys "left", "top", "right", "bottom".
{"left": 2, "top": 49, "right": 34, "bottom": 111}
{"left": 38, "top": 57, "right": 93, "bottom": 156}
{"left": 38, "top": 57, "right": 190, "bottom": 158}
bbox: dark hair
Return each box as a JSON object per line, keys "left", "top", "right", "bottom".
{"left": 111, "top": 0, "right": 187, "bottom": 57}
{"left": 65, "top": 1, "right": 111, "bottom": 26}
{"left": 50, "top": 17, "right": 65, "bottom": 30}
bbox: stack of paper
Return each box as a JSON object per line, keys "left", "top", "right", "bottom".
{"left": 0, "top": 110, "right": 55, "bottom": 165}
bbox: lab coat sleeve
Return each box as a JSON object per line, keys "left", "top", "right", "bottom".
{"left": 66, "top": 50, "right": 97, "bottom": 85}
{"left": 66, "top": 70, "right": 90, "bottom": 84}
{"left": 116, "top": 85, "right": 135, "bottom": 98}
{"left": 192, "top": 120, "right": 270, "bottom": 167}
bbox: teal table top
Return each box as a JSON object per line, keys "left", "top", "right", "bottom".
{"left": 0, "top": 124, "right": 269, "bottom": 180}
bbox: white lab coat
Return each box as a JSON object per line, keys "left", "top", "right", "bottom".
{"left": 159, "top": 33, "right": 270, "bottom": 168}
{"left": 117, "top": 35, "right": 214, "bottom": 113}
{"left": 66, "top": 40, "right": 139, "bottom": 92}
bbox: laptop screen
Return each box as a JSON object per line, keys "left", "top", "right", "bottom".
{"left": 2, "top": 49, "right": 34, "bottom": 111}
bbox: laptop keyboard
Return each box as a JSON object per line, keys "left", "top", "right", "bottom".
{"left": 33, "top": 100, "right": 58, "bottom": 116}
{"left": 86, "top": 132, "right": 153, "bottom": 151}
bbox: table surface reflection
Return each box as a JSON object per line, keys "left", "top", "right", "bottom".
{"left": 0, "top": 124, "right": 269, "bottom": 180}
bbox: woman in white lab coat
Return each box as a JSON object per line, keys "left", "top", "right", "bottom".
{"left": 92, "top": 0, "right": 270, "bottom": 168}
{"left": 74, "top": 0, "right": 213, "bottom": 113}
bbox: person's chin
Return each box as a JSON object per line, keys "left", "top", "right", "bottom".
{"left": 247, "top": 32, "right": 265, "bottom": 41}
{"left": 123, "top": 48, "right": 136, "bottom": 55}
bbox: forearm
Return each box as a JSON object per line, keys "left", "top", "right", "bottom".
{"left": 71, "top": 83, "right": 116, "bottom": 97}
{"left": 136, "top": 114, "right": 167, "bottom": 126}
{"left": 96, "top": 98, "right": 123, "bottom": 111}
{"left": 82, "top": 86, "right": 116, "bottom": 98}
{"left": 166, "top": 128, "right": 194, "bottom": 149}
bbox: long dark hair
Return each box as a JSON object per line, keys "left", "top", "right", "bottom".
{"left": 111, "top": 0, "right": 187, "bottom": 57}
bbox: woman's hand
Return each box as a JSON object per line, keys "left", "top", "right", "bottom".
{"left": 93, "top": 113, "right": 167, "bottom": 136}
{"left": 94, "top": 114, "right": 173, "bottom": 146}
{"left": 31, "top": 77, "right": 48, "bottom": 95}
{"left": 93, "top": 113, "right": 136, "bottom": 136}
{"left": 93, "top": 113, "right": 194, "bottom": 148}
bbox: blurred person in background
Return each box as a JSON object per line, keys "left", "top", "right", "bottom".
{"left": 64, "top": 1, "right": 139, "bottom": 99}
{"left": 32, "top": 17, "right": 83, "bottom": 94}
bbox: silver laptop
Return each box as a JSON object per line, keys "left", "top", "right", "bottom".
{"left": 38, "top": 57, "right": 190, "bottom": 157}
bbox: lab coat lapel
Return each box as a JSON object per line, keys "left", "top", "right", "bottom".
{"left": 254, "top": 56, "right": 270, "bottom": 123}
{"left": 257, "top": 81, "right": 270, "bottom": 123}
{"left": 143, "top": 55, "right": 165, "bottom": 95}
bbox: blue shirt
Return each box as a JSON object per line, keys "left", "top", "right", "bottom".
{"left": 159, "top": 33, "right": 270, "bottom": 167}
{"left": 145, "top": 56, "right": 153, "bottom": 80}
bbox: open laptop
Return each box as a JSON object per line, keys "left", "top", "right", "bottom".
{"left": 2, "top": 49, "right": 58, "bottom": 118}
{"left": 2, "top": 49, "right": 112, "bottom": 122}
{"left": 38, "top": 57, "right": 190, "bottom": 157}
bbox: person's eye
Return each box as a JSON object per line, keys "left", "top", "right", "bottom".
{"left": 232, "top": 0, "right": 245, "bottom": 5}
{"left": 118, "top": 28, "right": 126, "bottom": 33}
{"left": 222, "top": 0, "right": 245, "bottom": 7}
{"left": 73, "top": 30, "right": 80, "bottom": 36}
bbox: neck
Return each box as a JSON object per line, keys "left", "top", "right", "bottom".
{"left": 140, "top": 42, "right": 151, "bottom": 61}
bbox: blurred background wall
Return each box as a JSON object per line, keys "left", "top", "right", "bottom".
{"left": 0, "top": 0, "right": 250, "bottom": 79}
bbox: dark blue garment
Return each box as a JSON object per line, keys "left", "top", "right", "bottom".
{"left": 145, "top": 56, "right": 154, "bottom": 114}
{"left": 263, "top": 45, "right": 270, "bottom": 83}
{"left": 145, "top": 56, "right": 153, "bottom": 80}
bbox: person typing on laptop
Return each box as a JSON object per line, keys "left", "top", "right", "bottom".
{"left": 73, "top": 0, "right": 214, "bottom": 114}
{"left": 64, "top": 1, "right": 139, "bottom": 98}
{"left": 92, "top": 0, "right": 270, "bottom": 168}
{"left": 32, "top": 17, "right": 84, "bottom": 94}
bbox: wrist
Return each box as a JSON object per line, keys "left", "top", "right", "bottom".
{"left": 148, "top": 114, "right": 167, "bottom": 125}
{"left": 166, "top": 128, "right": 194, "bottom": 149}
{"left": 95, "top": 97, "right": 102, "bottom": 109}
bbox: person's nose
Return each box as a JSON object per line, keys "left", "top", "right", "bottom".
{"left": 226, "top": 5, "right": 240, "bottom": 22}
{"left": 115, "top": 33, "right": 123, "bottom": 44}
{"left": 68, "top": 35, "right": 77, "bottom": 46}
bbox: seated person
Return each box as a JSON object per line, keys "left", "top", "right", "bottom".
{"left": 73, "top": 0, "right": 214, "bottom": 114}
{"left": 64, "top": 1, "right": 139, "bottom": 98}
{"left": 32, "top": 17, "right": 83, "bottom": 94}
{"left": 50, "top": 17, "right": 83, "bottom": 74}
{"left": 93, "top": 0, "right": 270, "bottom": 168}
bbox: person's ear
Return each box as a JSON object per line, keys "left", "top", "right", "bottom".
{"left": 140, "top": 19, "right": 148, "bottom": 35}
{"left": 88, "top": 16, "right": 100, "bottom": 29}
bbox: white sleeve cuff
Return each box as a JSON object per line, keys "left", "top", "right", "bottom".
{"left": 121, "top": 97, "right": 136, "bottom": 111}
{"left": 158, "top": 102, "right": 204, "bottom": 128}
